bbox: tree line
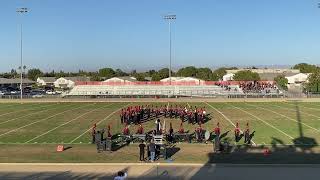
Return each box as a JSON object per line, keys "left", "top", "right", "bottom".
{"left": 0, "top": 66, "right": 239, "bottom": 81}
{"left": 1, "top": 63, "right": 319, "bottom": 92}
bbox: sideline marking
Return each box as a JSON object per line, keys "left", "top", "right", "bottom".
{"left": 0, "top": 103, "right": 43, "bottom": 117}
{"left": 24, "top": 104, "right": 112, "bottom": 143}
{"left": 0, "top": 104, "right": 92, "bottom": 138}
{"left": 284, "top": 102, "right": 320, "bottom": 111}
{"left": 0, "top": 104, "right": 59, "bottom": 125}
{"left": 205, "top": 102, "right": 256, "bottom": 146}
{"left": 271, "top": 103, "right": 320, "bottom": 121}
{"left": 229, "top": 103, "right": 295, "bottom": 140}
{"left": 247, "top": 103, "right": 320, "bottom": 133}
{"left": 69, "top": 103, "right": 131, "bottom": 143}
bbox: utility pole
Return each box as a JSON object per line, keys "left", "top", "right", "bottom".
{"left": 163, "top": 14, "right": 176, "bottom": 85}
{"left": 16, "top": 7, "right": 28, "bottom": 100}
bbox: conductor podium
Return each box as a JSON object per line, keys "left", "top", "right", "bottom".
{"left": 153, "top": 135, "right": 164, "bottom": 145}
{"left": 152, "top": 135, "right": 167, "bottom": 159}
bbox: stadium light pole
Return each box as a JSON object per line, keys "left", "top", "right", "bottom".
{"left": 16, "top": 7, "right": 28, "bottom": 100}
{"left": 163, "top": 14, "right": 176, "bottom": 85}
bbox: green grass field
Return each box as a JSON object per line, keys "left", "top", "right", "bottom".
{"left": 1, "top": 101, "right": 320, "bottom": 163}
{"left": 0, "top": 101, "right": 320, "bottom": 145}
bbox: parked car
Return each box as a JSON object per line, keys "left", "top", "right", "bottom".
{"left": 32, "top": 94, "right": 44, "bottom": 98}
{"left": 55, "top": 90, "right": 63, "bottom": 94}
{"left": 46, "top": 90, "right": 56, "bottom": 95}
{"left": 10, "top": 91, "right": 20, "bottom": 95}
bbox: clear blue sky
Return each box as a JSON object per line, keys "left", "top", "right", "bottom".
{"left": 1, "top": 0, "right": 320, "bottom": 72}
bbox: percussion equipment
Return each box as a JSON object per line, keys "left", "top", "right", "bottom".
{"left": 174, "top": 133, "right": 190, "bottom": 143}
{"left": 132, "top": 134, "right": 146, "bottom": 141}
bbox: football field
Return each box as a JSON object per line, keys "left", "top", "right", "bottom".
{"left": 0, "top": 100, "right": 320, "bottom": 163}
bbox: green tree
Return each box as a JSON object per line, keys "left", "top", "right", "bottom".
{"left": 146, "top": 70, "right": 156, "bottom": 77}
{"left": 134, "top": 73, "right": 146, "bottom": 81}
{"left": 55, "top": 70, "right": 67, "bottom": 78}
{"left": 27, "top": 68, "right": 43, "bottom": 81}
{"left": 306, "top": 69, "right": 320, "bottom": 92}
{"left": 158, "top": 68, "right": 170, "bottom": 79}
{"left": 10, "top": 69, "right": 18, "bottom": 78}
{"left": 292, "top": 63, "right": 318, "bottom": 73}
{"left": 196, "top": 68, "right": 213, "bottom": 80}
{"left": 115, "top": 69, "right": 128, "bottom": 77}
{"left": 78, "top": 69, "right": 89, "bottom": 76}
{"left": 233, "top": 70, "right": 260, "bottom": 81}
{"left": 43, "top": 70, "right": 55, "bottom": 77}
{"left": 212, "top": 68, "right": 228, "bottom": 80}
{"left": 177, "top": 66, "right": 197, "bottom": 77}
{"left": 151, "top": 73, "right": 162, "bottom": 81}
{"left": 90, "top": 72, "right": 101, "bottom": 81}
{"left": 99, "top": 68, "right": 116, "bottom": 79}
{"left": 274, "top": 75, "right": 288, "bottom": 90}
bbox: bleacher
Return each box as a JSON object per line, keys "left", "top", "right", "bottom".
{"left": 66, "top": 84, "right": 243, "bottom": 97}
{"left": 65, "top": 80, "right": 284, "bottom": 98}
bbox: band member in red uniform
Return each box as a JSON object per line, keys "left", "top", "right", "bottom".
{"left": 107, "top": 124, "right": 112, "bottom": 138}
{"left": 91, "top": 123, "right": 97, "bottom": 144}
{"left": 123, "top": 123, "right": 130, "bottom": 136}
{"left": 214, "top": 122, "right": 221, "bottom": 137}
{"left": 178, "top": 122, "right": 184, "bottom": 134}
{"left": 136, "top": 123, "right": 144, "bottom": 134}
{"left": 244, "top": 122, "right": 250, "bottom": 144}
{"left": 214, "top": 122, "right": 221, "bottom": 152}
{"left": 234, "top": 122, "right": 241, "bottom": 142}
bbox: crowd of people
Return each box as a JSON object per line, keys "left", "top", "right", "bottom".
{"left": 120, "top": 105, "right": 208, "bottom": 125}
{"left": 239, "top": 81, "right": 278, "bottom": 94}
{"left": 91, "top": 104, "right": 254, "bottom": 162}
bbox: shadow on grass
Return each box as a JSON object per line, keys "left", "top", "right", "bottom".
{"left": 189, "top": 101, "right": 320, "bottom": 179}
{"left": 63, "top": 146, "right": 72, "bottom": 151}
{"left": 205, "top": 101, "right": 319, "bottom": 163}
{"left": 166, "top": 145, "right": 180, "bottom": 158}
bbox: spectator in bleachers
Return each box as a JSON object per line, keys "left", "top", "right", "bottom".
{"left": 239, "top": 81, "right": 277, "bottom": 94}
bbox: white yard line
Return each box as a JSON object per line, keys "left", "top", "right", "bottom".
{"left": 0, "top": 103, "right": 55, "bottom": 118}
{"left": 0, "top": 104, "right": 92, "bottom": 138}
{"left": 270, "top": 104, "right": 320, "bottom": 121}
{"left": 204, "top": 102, "right": 256, "bottom": 146}
{"left": 284, "top": 102, "right": 320, "bottom": 111}
{"left": 307, "top": 103, "right": 320, "bottom": 108}
{"left": 262, "top": 142, "right": 266, "bottom": 145}
{"left": 24, "top": 104, "right": 113, "bottom": 143}
{"left": 229, "top": 104, "right": 294, "bottom": 140}
{"left": 0, "top": 104, "right": 26, "bottom": 112}
{"left": 0, "top": 104, "right": 68, "bottom": 125}
{"left": 0, "top": 104, "right": 17, "bottom": 108}
{"left": 246, "top": 103, "right": 320, "bottom": 133}
{"left": 69, "top": 103, "right": 131, "bottom": 143}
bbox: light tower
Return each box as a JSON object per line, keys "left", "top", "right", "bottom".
{"left": 163, "top": 14, "right": 176, "bottom": 85}
{"left": 16, "top": 7, "right": 28, "bottom": 100}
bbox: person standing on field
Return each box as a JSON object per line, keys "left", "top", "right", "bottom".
{"left": 91, "top": 123, "right": 97, "bottom": 144}
{"left": 244, "top": 122, "right": 250, "bottom": 144}
{"left": 139, "top": 140, "right": 146, "bottom": 161}
{"left": 149, "top": 140, "right": 156, "bottom": 162}
{"left": 234, "top": 122, "right": 241, "bottom": 142}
